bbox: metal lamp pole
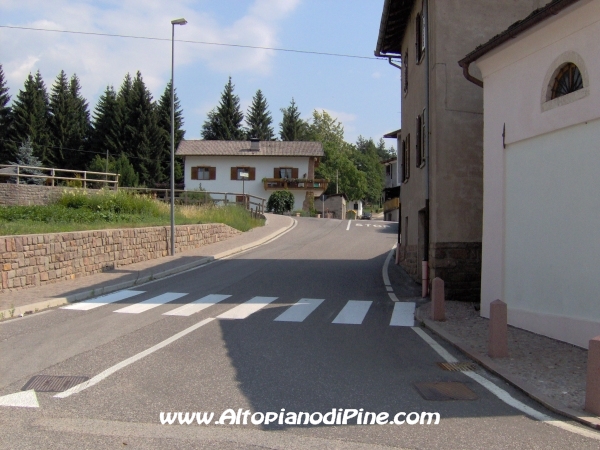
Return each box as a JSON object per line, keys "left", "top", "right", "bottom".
{"left": 170, "top": 17, "right": 187, "bottom": 256}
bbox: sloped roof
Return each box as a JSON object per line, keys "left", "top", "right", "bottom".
{"left": 176, "top": 140, "right": 324, "bottom": 157}
{"left": 374, "top": 0, "right": 416, "bottom": 57}
{"left": 460, "top": 0, "right": 581, "bottom": 66}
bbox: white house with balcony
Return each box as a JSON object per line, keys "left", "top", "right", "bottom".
{"left": 176, "top": 139, "right": 327, "bottom": 211}
{"left": 461, "top": 0, "right": 600, "bottom": 348}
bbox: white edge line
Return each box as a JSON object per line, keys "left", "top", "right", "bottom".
{"left": 54, "top": 317, "right": 215, "bottom": 398}
{"left": 388, "top": 292, "right": 400, "bottom": 302}
{"left": 382, "top": 243, "right": 396, "bottom": 287}
{"left": 411, "top": 327, "right": 600, "bottom": 441}
{"left": 346, "top": 220, "right": 351, "bottom": 231}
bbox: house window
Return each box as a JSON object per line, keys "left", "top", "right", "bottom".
{"left": 403, "top": 50, "right": 409, "bottom": 94}
{"left": 415, "top": 13, "right": 425, "bottom": 63}
{"left": 231, "top": 167, "right": 256, "bottom": 180}
{"left": 551, "top": 63, "right": 583, "bottom": 99}
{"left": 274, "top": 167, "right": 298, "bottom": 179}
{"left": 415, "top": 115, "right": 422, "bottom": 167}
{"left": 401, "top": 136, "right": 410, "bottom": 182}
{"left": 191, "top": 166, "right": 215, "bottom": 180}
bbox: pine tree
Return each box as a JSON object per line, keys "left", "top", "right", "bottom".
{"left": 10, "top": 70, "right": 51, "bottom": 166}
{"left": 91, "top": 86, "right": 123, "bottom": 158}
{"left": 67, "top": 74, "right": 91, "bottom": 169}
{"left": 279, "top": 98, "right": 309, "bottom": 141}
{"left": 0, "top": 65, "right": 13, "bottom": 164}
{"left": 48, "top": 70, "right": 71, "bottom": 168}
{"left": 245, "top": 89, "right": 274, "bottom": 140}
{"left": 10, "top": 137, "right": 43, "bottom": 184}
{"left": 155, "top": 81, "right": 185, "bottom": 184}
{"left": 201, "top": 77, "right": 244, "bottom": 140}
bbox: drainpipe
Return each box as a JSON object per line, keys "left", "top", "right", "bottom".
{"left": 422, "top": 0, "right": 430, "bottom": 298}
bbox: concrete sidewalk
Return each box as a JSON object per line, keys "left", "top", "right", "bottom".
{"left": 414, "top": 301, "right": 600, "bottom": 431}
{"left": 0, "top": 214, "right": 294, "bottom": 319}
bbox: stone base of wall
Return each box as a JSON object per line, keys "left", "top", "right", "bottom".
{"left": 430, "top": 242, "right": 482, "bottom": 302}
{"left": 397, "top": 245, "right": 419, "bottom": 280}
{"left": 0, "top": 224, "right": 241, "bottom": 293}
{"left": 0, "top": 183, "right": 106, "bottom": 206}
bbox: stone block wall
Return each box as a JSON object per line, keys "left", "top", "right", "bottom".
{"left": 397, "top": 244, "right": 419, "bottom": 280}
{"left": 0, "top": 224, "right": 240, "bottom": 293}
{"left": 430, "top": 242, "right": 482, "bottom": 302}
{"left": 0, "top": 184, "right": 105, "bottom": 206}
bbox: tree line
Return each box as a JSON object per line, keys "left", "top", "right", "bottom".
{"left": 0, "top": 67, "right": 396, "bottom": 201}
{"left": 203, "top": 77, "right": 395, "bottom": 202}
{"left": 0, "top": 65, "right": 184, "bottom": 187}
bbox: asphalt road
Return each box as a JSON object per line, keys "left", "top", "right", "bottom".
{"left": 1, "top": 217, "right": 599, "bottom": 449}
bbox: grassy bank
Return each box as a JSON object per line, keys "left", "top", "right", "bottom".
{"left": 0, "top": 190, "right": 264, "bottom": 236}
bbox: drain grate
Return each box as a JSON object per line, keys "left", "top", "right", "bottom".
{"left": 436, "top": 361, "right": 478, "bottom": 372}
{"left": 22, "top": 375, "right": 89, "bottom": 392}
{"left": 414, "top": 382, "right": 478, "bottom": 401}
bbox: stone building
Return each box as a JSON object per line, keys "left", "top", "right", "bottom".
{"left": 374, "top": 0, "right": 545, "bottom": 300}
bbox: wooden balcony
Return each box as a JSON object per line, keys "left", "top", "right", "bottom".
{"left": 383, "top": 197, "right": 400, "bottom": 213}
{"left": 263, "top": 178, "right": 328, "bottom": 191}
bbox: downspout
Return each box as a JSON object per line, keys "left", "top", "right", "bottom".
{"left": 422, "top": 0, "right": 430, "bottom": 298}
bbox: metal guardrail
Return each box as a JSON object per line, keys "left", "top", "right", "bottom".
{"left": 0, "top": 164, "right": 119, "bottom": 189}
{"left": 120, "top": 188, "right": 266, "bottom": 215}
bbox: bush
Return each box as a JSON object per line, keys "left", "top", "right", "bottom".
{"left": 266, "top": 190, "right": 294, "bottom": 214}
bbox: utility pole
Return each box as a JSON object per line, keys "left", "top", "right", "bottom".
{"left": 336, "top": 169, "right": 339, "bottom": 194}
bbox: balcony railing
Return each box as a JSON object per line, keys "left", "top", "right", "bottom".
{"left": 383, "top": 197, "right": 400, "bottom": 213}
{"left": 263, "top": 178, "right": 328, "bottom": 191}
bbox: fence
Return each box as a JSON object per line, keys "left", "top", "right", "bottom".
{"left": 0, "top": 164, "right": 118, "bottom": 189}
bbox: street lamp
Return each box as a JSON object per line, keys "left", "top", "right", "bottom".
{"left": 170, "top": 17, "right": 187, "bottom": 256}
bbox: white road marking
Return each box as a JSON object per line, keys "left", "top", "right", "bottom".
{"left": 346, "top": 220, "right": 352, "bottom": 231}
{"left": 355, "top": 224, "right": 363, "bottom": 227}
{"left": 332, "top": 300, "right": 372, "bottom": 325}
{"left": 411, "top": 327, "right": 600, "bottom": 441}
{"left": 386, "top": 286, "right": 393, "bottom": 292}
{"left": 113, "top": 293, "right": 187, "bottom": 314}
{"left": 55, "top": 317, "right": 215, "bottom": 398}
{"left": 217, "top": 297, "right": 278, "bottom": 320}
{"left": 61, "top": 290, "right": 145, "bottom": 311}
{"left": 163, "top": 294, "right": 231, "bottom": 317}
{"left": 388, "top": 292, "right": 400, "bottom": 302}
{"left": 382, "top": 244, "right": 396, "bottom": 286}
{"left": 274, "top": 299, "right": 324, "bottom": 322}
{"left": 390, "top": 302, "right": 415, "bottom": 327}
{"left": 0, "top": 390, "right": 39, "bottom": 408}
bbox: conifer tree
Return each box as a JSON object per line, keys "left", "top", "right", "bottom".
{"left": 155, "top": 81, "right": 185, "bottom": 184}
{"left": 91, "top": 85, "right": 123, "bottom": 157}
{"left": 201, "top": 77, "right": 244, "bottom": 140}
{"left": 245, "top": 89, "right": 274, "bottom": 140}
{"left": 0, "top": 65, "right": 13, "bottom": 164}
{"left": 67, "top": 74, "right": 91, "bottom": 169}
{"left": 48, "top": 70, "right": 71, "bottom": 168}
{"left": 279, "top": 98, "right": 309, "bottom": 141}
{"left": 10, "top": 137, "right": 43, "bottom": 184}
{"left": 10, "top": 71, "right": 51, "bottom": 165}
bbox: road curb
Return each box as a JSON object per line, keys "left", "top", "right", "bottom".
{"left": 414, "top": 305, "right": 600, "bottom": 431}
{"left": 0, "top": 217, "right": 295, "bottom": 320}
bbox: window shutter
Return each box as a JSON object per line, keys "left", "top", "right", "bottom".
{"left": 191, "top": 167, "right": 198, "bottom": 180}
{"left": 249, "top": 167, "right": 256, "bottom": 180}
{"left": 415, "top": 14, "right": 421, "bottom": 62}
{"left": 416, "top": 115, "right": 422, "bottom": 166}
{"left": 406, "top": 134, "right": 410, "bottom": 179}
{"left": 231, "top": 167, "right": 237, "bottom": 180}
{"left": 274, "top": 168, "right": 279, "bottom": 178}
{"left": 292, "top": 168, "right": 299, "bottom": 179}
{"left": 209, "top": 167, "right": 216, "bottom": 180}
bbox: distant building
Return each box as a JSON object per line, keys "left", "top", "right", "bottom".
{"left": 176, "top": 139, "right": 327, "bottom": 211}
{"left": 460, "top": 0, "right": 600, "bottom": 348}
{"left": 314, "top": 193, "right": 348, "bottom": 219}
{"left": 375, "top": 0, "right": 544, "bottom": 300}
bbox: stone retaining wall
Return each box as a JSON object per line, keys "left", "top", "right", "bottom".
{"left": 0, "top": 224, "right": 240, "bottom": 292}
{"left": 0, "top": 183, "right": 105, "bottom": 206}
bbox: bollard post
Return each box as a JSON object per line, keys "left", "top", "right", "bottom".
{"left": 488, "top": 299, "right": 509, "bottom": 358}
{"left": 431, "top": 277, "right": 445, "bottom": 321}
{"left": 585, "top": 336, "right": 600, "bottom": 416}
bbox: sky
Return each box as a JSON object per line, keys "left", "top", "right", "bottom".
{"left": 0, "top": 0, "right": 401, "bottom": 149}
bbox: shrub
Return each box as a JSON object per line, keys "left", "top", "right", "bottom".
{"left": 266, "top": 190, "right": 294, "bottom": 214}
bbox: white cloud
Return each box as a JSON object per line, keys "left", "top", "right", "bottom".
{"left": 372, "top": 71, "right": 381, "bottom": 79}
{"left": 314, "top": 107, "right": 357, "bottom": 125}
{"left": 0, "top": 0, "right": 300, "bottom": 101}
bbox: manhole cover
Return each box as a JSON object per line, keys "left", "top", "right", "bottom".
{"left": 414, "top": 382, "right": 478, "bottom": 401}
{"left": 22, "top": 375, "right": 89, "bottom": 392}
{"left": 436, "top": 362, "right": 478, "bottom": 372}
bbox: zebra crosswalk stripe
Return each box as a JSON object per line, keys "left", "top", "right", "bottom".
{"left": 61, "top": 290, "right": 145, "bottom": 311}
{"left": 217, "top": 296, "right": 278, "bottom": 320}
{"left": 332, "top": 300, "right": 372, "bottom": 325}
{"left": 389, "top": 302, "right": 416, "bottom": 327}
{"left": 113, "top": 293, "right": 188, "bottom": 314}
{"left": 274, "top": 298, "right": 324, "bottom": 322}
{"left": 163, "top": 294, "right": 231, "bottom": 317}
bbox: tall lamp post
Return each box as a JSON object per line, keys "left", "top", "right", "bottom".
{"left": 170, "top": 17, "right": 187, "bottom": 256}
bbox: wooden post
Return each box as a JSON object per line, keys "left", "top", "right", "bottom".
{"left": 83, "top": 171, "right": 87, "bottom": 189}
{"left": 488, "top": 299, "right": 509, "bottom": 358}
{"left": 51, "top": 169, "right": 55, "bottom": 186}
{"left": 16, "top": 165, "right": 19, "bottom": 185}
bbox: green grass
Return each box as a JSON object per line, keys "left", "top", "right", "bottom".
{"left": 0, "top": 189, "right": 264, "bottom": 236}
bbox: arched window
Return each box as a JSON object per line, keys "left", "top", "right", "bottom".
{"left": 550, "top": 63, "right": 583, "bottom": 99}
